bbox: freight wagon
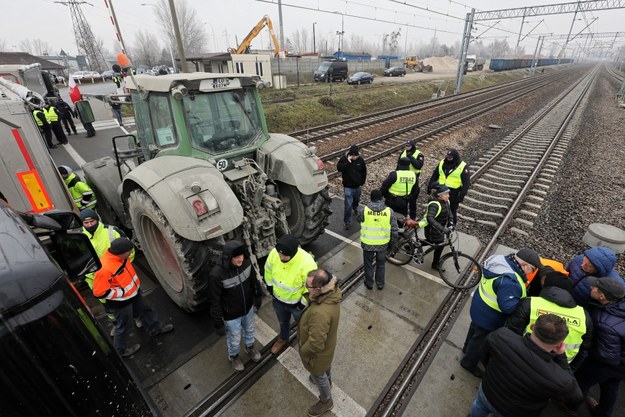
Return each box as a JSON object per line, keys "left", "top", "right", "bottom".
{"left": 489, "top": 58, "right": 574, "bottom": 72}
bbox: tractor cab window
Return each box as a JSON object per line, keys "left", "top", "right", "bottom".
{"left": 184, "top": 88, "right": 262, "bottom": 155}
{"left": 149, "top": 94, "right": 177, "bottom": 147}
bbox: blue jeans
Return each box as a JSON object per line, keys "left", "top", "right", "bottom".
{"left": 470, "top": 383, "right": 503, "bottom": 417}
{"left": 272, "top": 298, "right": 302, "bottom": 340}
{"left": 343, "top": 187, "right": 361, "bottom": 224}
{"left": 225, "top": 307, "right": 256, "bottom": 356}
{"left": 108, "top": 290, "right": 161, "bottom": 353}
{"left": 310, "top": 365, "right": 333, "bottom": 401}
{"left": 363, "top": 249, "right": 386, "bottom": 288}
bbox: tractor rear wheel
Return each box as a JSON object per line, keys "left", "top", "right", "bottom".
{"left": 127, "top": 189, "right": 212, "bottom": 312}
{"left": 279, "top": 184, "right": 332, "bottom": 245}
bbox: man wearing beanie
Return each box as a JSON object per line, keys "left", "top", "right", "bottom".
{"left": 336, "top": 144, "right": 367, "bottom": 230}
{"left": 427, "top": 148, "right": 470, "bottom": 227}
{"left": 93, "top": 237, "right": 174, "bottom": 357}
{"left": 357, "top": 189, "right": 398, "bottom": 290}
{"left": 507, "top": 268, "right": 592, "bottom": 366}
{"left": 398, "top": 139, "right": 425, "bottom": 180}
{"left": 264, "top": 234, "right": 317, "bottom": 354}
{"left": 380, "top": 156, "right": 419, "bottom": 220}
{"left": 461, "top": 248, "right": 542, "bottom": 378}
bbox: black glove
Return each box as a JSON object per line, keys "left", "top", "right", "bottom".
{"left": 254, "top": 297, "right": 262, "bottom": 311}
{"left": 442, "top": 227, "right": 451, "bottom": 235}
{"left": 266, "top": 285, "right": 274, "bottom": 296}
{"left": 296, "top": 302, "right": 306, "bottom": 311}
{"left": 214, "top": 321, "right": 225, "bottom": 336}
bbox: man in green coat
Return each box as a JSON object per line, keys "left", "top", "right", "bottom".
{"left": 298, "top": 269, "right": 342, "bottom": 417}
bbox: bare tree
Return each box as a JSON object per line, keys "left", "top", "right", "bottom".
{"left": 0, "top": 39, "right": 6, "bottom": 52}
{"left": 383, "top": 29, "right": 402, "bottom": 55}
{"left": 19, "top": 39, "right": 54, "bottom": 55}
{"left": 133, "top": 30, "right": 162, "bottom": 68}
{"left": 155, "top": 0, "right": 207, "bottom": 57}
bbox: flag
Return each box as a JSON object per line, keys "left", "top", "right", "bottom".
{"left": 68, "top": 76, "right": 82, "bottom": 103}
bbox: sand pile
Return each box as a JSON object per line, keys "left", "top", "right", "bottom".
{"left": 424, "top": 56, "right": 458, "bottom": 70}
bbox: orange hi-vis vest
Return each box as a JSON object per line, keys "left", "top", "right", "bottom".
{"left": 93, "top": 250, "right": 140, "bottom": 301}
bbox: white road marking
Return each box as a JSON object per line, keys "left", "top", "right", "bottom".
{"left": 62, "top": 142, "right": 87, "bottom": 167}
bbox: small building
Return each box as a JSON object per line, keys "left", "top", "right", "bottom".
{"left": 36, "top": 50, "right": 80, "bottom": 74}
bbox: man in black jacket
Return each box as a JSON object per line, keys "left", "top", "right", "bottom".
{"left": 336, "top": 145, "right": 366, "bottom": 230}
{"left": 469, "top": 314, "right": 583, "bottom": 417}
{"left": 56, "top": 97, "right": 78, "bottom": 135}
{"left": 208, "top": 240, "right": 263, "bottom": 372}
{"left": 428, "top": 148, "right": 470, "bottom": 226}
{"left": 507, "top": 268, "right": 593, "bottom": 368}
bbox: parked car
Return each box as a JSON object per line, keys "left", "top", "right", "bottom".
{"left": 347, "top": 72, "right": 374, "bottom": 85}
{"left": 313, "top": 60, "right": 348, "bottom": 82}
{"left": 55, "top": 74, "right": 65, "bottom": 83}
{"left": 101, "top": 70, "right": 115, "bottom": 79}
{"left": 384, "top": 66, "right": 406, "bottom": 77}
{"left": 84, "top": 71, "right": 101, "bottom": 79}
{"left": 71, "top": 71, "right": 87, "bottom": 80}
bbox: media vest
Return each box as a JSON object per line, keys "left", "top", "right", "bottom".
{"left": 400, "top": 149, "right": 423, "bottom": 174}
{"left": 478, "top": 272, "right": 527, "bottom": 312}
{"left": 361, "top": 206, "right": 392, "bottom": 246}
{"left": 388, "top": 170, "right": 417, "bottom": 197}
{"left": 264, "top": 247, "right": 318, "bottom": 305}
{"left": 43, "top": 107, "right": 59, "bottom": 123}
{"left": 437, "top": 160, "right": 466, "bottom": 189}
{"left": 32, "top": 109, "right": 45, "bottom": 126}
{"left": 525, "top": 297, "right": 586, "bottom": 362}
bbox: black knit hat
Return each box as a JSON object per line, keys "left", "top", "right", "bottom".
{"left": 370, "top": 189, "right": 383, "bottom": 201}
{"left": 109, "top": 237, "right": 133, "bottom": 255}
{"left": 275, "top": 234, "right": 299, "bottom": 257}
{"left": 79, "top": 208, "right": 99, "bottom": 222}
{"left": 348, "top": 145, "right": 359, "bottom": 156}
{"left": 542, "top": 270, "right": 573, "bottom": 293}
{"left": 516, "top": 248, "right": 542, "bottom": 268}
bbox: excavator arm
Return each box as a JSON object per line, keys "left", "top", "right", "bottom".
{"left": 229, "top": 15, "right": 280, "bottom": 57}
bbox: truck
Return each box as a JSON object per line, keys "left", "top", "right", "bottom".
{"left": 465, "top": 55, "right": 486, "bottom": 72}
{"left": 404, "top": 56, "right": 433, "bottom": 73}
{"left": 0, "top": 201, "right": 159, "bottom": 416}
{"left": 82, "top": 72, "right": 332, "bottom": 312}
{"left": 0, "top": 63, "right": 59, "bottom": 99}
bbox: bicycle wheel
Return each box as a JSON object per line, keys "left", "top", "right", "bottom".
{"left": 437, "top": 251, "right": 482, "bottom": 290}
{"left": 386, "top": 238, "right": 415, "bottom": 265}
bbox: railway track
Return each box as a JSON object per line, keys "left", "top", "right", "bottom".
{"left": 318, "top": 71, "right": 580, "bottom": 181}
{"left": 366, "top": 66, "right": 598, "bottom": 417}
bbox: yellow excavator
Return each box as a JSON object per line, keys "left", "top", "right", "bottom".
{"left": 229, "top": 15, "right": 281, "bottom": 57}
{"left": 404, "top": 56, "right": 433, "bottom": 72}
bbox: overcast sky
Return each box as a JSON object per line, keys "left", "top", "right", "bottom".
{"left": 4, "top": 0, "right": 625, "bottom": 58}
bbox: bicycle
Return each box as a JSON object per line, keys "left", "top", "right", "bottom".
{"left": 386, "top": 218, "right": 482, "bottom": 290}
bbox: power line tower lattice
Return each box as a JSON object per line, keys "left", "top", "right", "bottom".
{"left": 55, "top": 0, "right": 107, "bottom": 72}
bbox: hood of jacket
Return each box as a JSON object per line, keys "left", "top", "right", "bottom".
{"left": 539, "top": 286, "right": 577, "bottom": 308}
{"left": 483, "top": 253, "right": 523, "bottom": 277}
{"left": 221, "top": 240, "right": 245, "bottom": 269}
{"left": 584, "top": 247, "right": 617, "bottom": 276}
{"left": 366, "top": 200, "right": 387, "bottom": 212}
{"left": 310, "top": 275, "right": 342, "bottom": 305}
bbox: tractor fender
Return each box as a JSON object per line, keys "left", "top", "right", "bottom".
{"left": 82, "top": 157, "right": 127, "bottom": 227}
{"left": 259, "top": 133, "right": 328, "bottom": 195}
{"left": 122, "top": 156, "right": 243, "bottom": 241}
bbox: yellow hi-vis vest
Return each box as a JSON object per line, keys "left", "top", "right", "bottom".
{"left": 43, "top": 107, "right": 59, "bottom": 123}
{"left": 84, "top": 222, "right": 135, "bottom": 290}
{"left": 438, "top": 160, "right": 466, "bottom": 189}
{"left": 264, "top": 247, "right": 318, "bottom": 305}
{"left": 417, "top": 200, "right": 442, "bottom": 229}
{"left": 33, "top": 109, "right": 45, "bottom": 126}
{"left": 361, "top": 207, "right": 392, "bottom": 246}
{"left": 525, "top": 297, "right": 586, "bottom": 363}
{"left": 388, "top": 170, "right": 417, "bottom": 197}
{"left": 400, "top": 149, "right": 423, "bottom": 174}
{"left": 478, "top": 272, "right": 527, "bottom": 312}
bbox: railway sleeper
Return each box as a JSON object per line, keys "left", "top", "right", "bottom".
{"left": 487, "top": 168, "right": 530, "bottom": 179}
{"left": 483, "top": 173, "right": 527, "bottom": 184}
{"left": 464, "top": 196, "right": 508, "bottom": 209}
{"left": 518, "top": 209, "right": 538, "bottom": 218}
{"left": 527, "top": 194, "right": 545, "bottom": 202}
{"left": 536, "top": 177, "right": 553, "bottom": 185}
{"left": 494, "top": 159, "right": 534, "bottom": 171}
{"left": 523, "top": 201, "right": 542, "bottom": 210}
{"left": 460, "top": 204, "right": 505, "bottom": 218}
{"left": 513, "top": 217, "right": 534, "bottom": 227}
{"left": 510, "top": 226, "right": 530, "bottom": 236}
{"left": 534, "top": 183, "right": 551, "bottom": 190}
{"left": 467, "top": 189, "right": 513, "bottom": 202}
{"left": 477, "top": 179, "right": 523, "bottom": 191}
{"left": 459, "top": 213, "right": 498, "bottom": 228}
{"left": 474, "top": 183, "right": 518, "bottom": 196}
